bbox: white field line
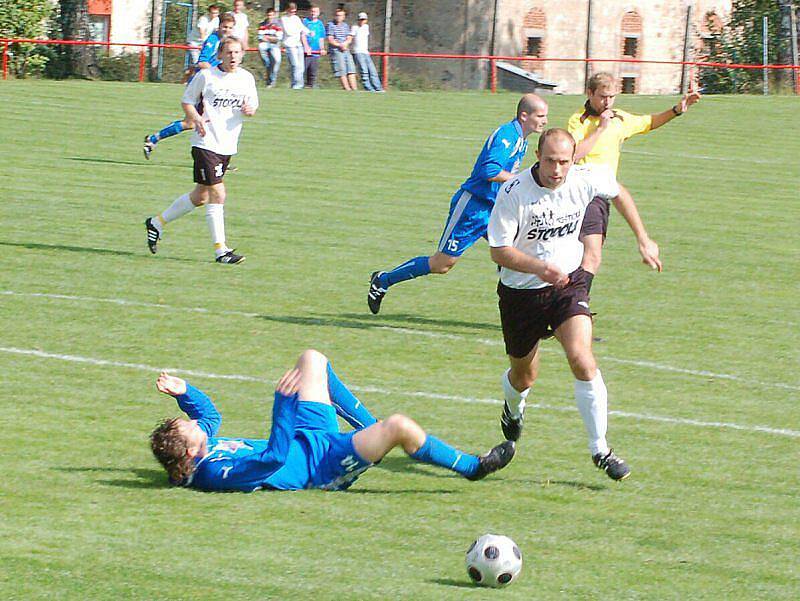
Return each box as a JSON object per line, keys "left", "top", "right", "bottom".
{"left": 1, "top": 345, "right": 798, "bottom": 439}
{"left": 3, "top": 290, "right": 798, "bottom": 393}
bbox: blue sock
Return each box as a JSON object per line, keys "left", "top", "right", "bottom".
{"left": 410, "top": 435, "right": 479, "bottom": 477}
{"left": 153, "top": 120, "right": 186, "bottom": 143}
{"left": 327, "top": 363, "right": 377, "bottom": 430}
{"left": 381, "top": 256, "right": 431, "bottom": 288}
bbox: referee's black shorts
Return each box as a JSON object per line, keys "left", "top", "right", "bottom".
{"left": 498, "top": 267, "right": 594, "bottom": 358}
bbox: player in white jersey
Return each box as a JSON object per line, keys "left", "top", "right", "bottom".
{"left": 487, "top": 129, "right": 659, "bottom": 481}
{"left": 144, "top": 37, "right": 258, "bottom": 264}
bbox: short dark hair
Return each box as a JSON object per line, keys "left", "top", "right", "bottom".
{"left": 218, "top": 36, "right": 243, "bottom": 54}
{"left": 537, "top": 128, "right": 576, "bottom": 155}
{"left": 150, "top": 418, "right": 196, "bottom": 484}
{"left": 219, "top": 12, "right": 235, "bottom": 25}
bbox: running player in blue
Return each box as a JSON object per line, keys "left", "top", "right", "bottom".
{"left": 367, "top": 94, "right": 549, "bottom": 314}
{"left": 150, "top": 349, "right": 515, "bottom": 491}
{"left": 142, "top": 14, "right": 235, "bottom": 160}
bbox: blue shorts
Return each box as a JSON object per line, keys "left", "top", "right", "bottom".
{"left": 294, "top": 402, "right": 372, "bottom": 491}
{"left": 437, "top": 188, "right": 493, "bottom": 257}
{"left": 330, "top": 49, "right": 356, "bottom": 77}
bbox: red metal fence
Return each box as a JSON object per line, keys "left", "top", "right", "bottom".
{"left": 2, "top": 38, "right": 799, "bottom": 92}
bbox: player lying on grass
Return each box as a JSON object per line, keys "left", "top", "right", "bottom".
{"left": 150, "top": 349, "right": 515, "bottom": 491}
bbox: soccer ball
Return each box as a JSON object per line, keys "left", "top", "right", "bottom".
{"left": 465, "top": 533, "right": 523, "bottom": 588}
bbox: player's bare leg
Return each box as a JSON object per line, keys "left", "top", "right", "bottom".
{"left": 428, "top": 251, "right": 458, "bottom": 274}
{"left": 352, "top": 414, "right": 514, "bottom": 481}
{"left": 554, "top": 315, "right": 629, "bottom": 480}
{"left": 500, "top": 344, "right": 540, "bottom": 441}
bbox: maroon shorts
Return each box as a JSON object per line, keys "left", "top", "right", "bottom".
{"left": 579, "top": 196, "right": 610, "bottom": 240}
{"left": 497, "top": 268, "right": 594, "bottom": 358}
{"left": 192, "top": 147, "right": 231, "bottom": 185}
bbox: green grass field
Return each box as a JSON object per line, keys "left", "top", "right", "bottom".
{"left": 1, "top": 80, "right": 798, "bottom": 600}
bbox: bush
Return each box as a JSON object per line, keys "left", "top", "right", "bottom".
{"left": 97, "top": 52, "right": 142, "bottom": 81}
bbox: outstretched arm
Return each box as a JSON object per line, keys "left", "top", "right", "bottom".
{"left": 156, "top": 372, "right": 221, "bottom": 436}
{"left": 611, "top": 185, "right": 662, "bottom": 271}
{"left": 650, "top": 86, "right": 701, "bottom": 130}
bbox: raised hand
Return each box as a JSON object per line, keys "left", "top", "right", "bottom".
{"left": 156, "top": 372, "right": 187, "bottom": 396}
{"left": 678, "top": 82, "right": 702, "bottom": 114}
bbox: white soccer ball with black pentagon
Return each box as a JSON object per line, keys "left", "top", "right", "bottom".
{"left": 465, "top": 533, "right": 522, "bottom": 587}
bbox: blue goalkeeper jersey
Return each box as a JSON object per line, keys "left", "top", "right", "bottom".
{"left": 171, "top": 384, "right": 371, "bottom": 491}
{"left": 460, "top": 118, "right": 527, "bottom": 204}
{"left": 173, "top": 384, "right": 313, "bottom": 491}
{"left": 196, "top": 31, "right": 223, "bottom": 67}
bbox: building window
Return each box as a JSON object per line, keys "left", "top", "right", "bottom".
{"left": 622, "top": 77, "right": 637, "bottom": 94}
{"left": 620, "top": 10, "right": 642, "bottom": 58}
{"left": 623, "top": 36, "right": 638, "bottom": 57}
{"left": 89, "top": 15, "right": 110, "bottom": 42}
{"left": 526, "top": 36, "right": 542, "bottom": 58}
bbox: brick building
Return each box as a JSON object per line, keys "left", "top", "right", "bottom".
{"left": 299, "top": 0, "right": 731, "bottom": 93}
{"left": 87, "top": 1, "right": 731, "bottom": 93}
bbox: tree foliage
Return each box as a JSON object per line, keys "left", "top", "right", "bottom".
{"left": 0, "top": 0, "right": 54, "bottom": 77}
{"left": 700, "top": 0, "right": 796, "bottom": 93}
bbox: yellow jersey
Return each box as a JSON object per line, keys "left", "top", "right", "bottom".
{"left": 567, "top": 106, "right": 652, "bottom": 176}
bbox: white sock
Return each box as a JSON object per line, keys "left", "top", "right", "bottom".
{"left": 155, "top": 193, "right": 195, "bottom": 232}
{"left": 574, "top": 370, "right": 609, "bottom": 456}
{"left": 206, "top": 203, "right": 229, "bottom": 257}
{"left": 502, "top": 368, "right": 529, "bottom": 418}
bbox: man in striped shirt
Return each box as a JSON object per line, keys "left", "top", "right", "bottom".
{"left": 326, "top": 8, "right": 357, "bottom": 91}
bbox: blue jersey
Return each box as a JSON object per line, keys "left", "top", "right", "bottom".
{"left": 460, "top": 119, "right": 527, "bottom": 204}
{"left": 196, "top": 31, "right": 223, "bottom": 67}
{"left": 173, "top": 384, "right": 370, "bottom": 492}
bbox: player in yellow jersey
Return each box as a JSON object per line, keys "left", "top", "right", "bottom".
{"left": 567, "top": 72, "right": 701, "bottom": 281}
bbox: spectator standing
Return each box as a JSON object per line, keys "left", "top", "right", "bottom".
{"left": 326, "top": 8, "right": 357, "bottom": 91}
{"left": 257, "top": 7, "right": 284, "bottom": 88}
{"left": 230, "top": 0, "right": 250, "bottom": 49}
{"left": 351, "top": 12, "right": 383, "bottom": 92}
{"left": 303, "top": 4, "right": 327, "bottom": 88}
{"left": 188, "top": 4, "right": 220, "bottom": 64}
{"left": 281, "top": 2, "right": 311, "bottom": 90}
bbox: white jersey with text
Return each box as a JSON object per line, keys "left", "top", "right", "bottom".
{"left": 182, "top": 66, "right": 259, "bottom": 156}
{"left": 487, "top": 164, "right": 619, "bottom": 289}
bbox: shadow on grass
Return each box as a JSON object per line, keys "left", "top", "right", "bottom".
{"left": 57, "top": 466, "right": 167, "bottom": 489}
{"left": 504, "top": 478, "right": 608, "bottom": 491}
{"left": 348, "top": 488, "right": 458, "bottom": 495}
{"left": 428, "top": 578, "right": 478, "bottom": 589}
{"left": 335, "top": 312, "right": 499, "bottom": 333}
{"left": 67, "top": 156, "right": 187, "bottom": 169}
{"left": 373, "top": 456, "right": 456, "bottom": 479}
{"left": 254, "top": 312, "right": 499, "bottom": 337}
{"left": 0, "top": 241, "right": 199, "bottom": 263}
